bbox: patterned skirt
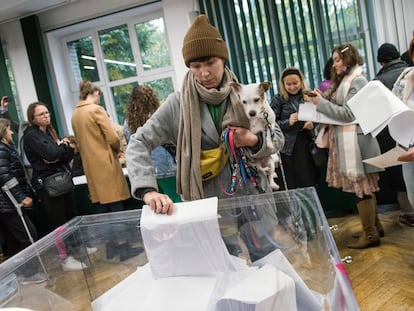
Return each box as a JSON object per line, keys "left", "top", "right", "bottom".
{"left": 325, "top": 125, "right": 379, "bottom": 198}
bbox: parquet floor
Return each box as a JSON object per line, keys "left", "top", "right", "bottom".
{"left": 1, "top": 207, "right": 413, "bottom": 310}
{"left": 328, "top": 208, "right": 414, "bottom": 311}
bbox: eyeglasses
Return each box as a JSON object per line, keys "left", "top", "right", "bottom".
{"left": 34, "top": 111, "right": 50, "bottom": 118}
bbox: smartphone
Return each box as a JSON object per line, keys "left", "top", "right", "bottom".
{"left": 303, "top": 90, "right": 317, "bottom": 97}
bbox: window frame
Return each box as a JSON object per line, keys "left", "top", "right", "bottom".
{"left": 59, "top": 4, "right": 176, "bottom": 123}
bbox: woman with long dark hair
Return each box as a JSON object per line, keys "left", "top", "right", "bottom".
{"left": 307, "top": 44, "right": 383, "bottom": 249}
{"left": 23, "top": 102, "right": 87, "bottom": 270}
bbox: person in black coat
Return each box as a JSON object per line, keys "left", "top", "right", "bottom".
{"left": 0, "top": 118, "right": 34, "bottom": 254}
{"left": 374, "top": 43, "right": 409, "bottom": 89}
{"left": 0, "top": 118, "right": 47, "bottom": 284}
{"left": 373, "top": 43, "right": 412, "bottom": 218}
{"left": 23, "top": 102, "right": 87, "bottom": 271}
{"left": 23, "top": 103, "right": 76, "bottom": 229}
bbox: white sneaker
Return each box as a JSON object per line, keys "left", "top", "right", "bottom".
{"left": 61, "top": 256, "right": 88, "bottom": 271}
{"left": 86, "top": 247, "right": 98, "bottom": 255}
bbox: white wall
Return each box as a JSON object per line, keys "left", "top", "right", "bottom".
{"left": 372, "top": 0, "right": 414, "bottom": 53}
{"left": 0, "top": 21, "right": 38, "bottom": 121}
{"left": 38, "top": 0, "right": 195, "bottom": 88}
{"left": 43, "top": 0, "right": 195, "bottom": 134}
{"left": 0, "top": 0, "right": 194, "bottom": 133}
{"left": 163, "top": 0, "right": 198, "bottom": 87}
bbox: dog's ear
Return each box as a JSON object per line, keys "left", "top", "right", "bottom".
{"left": 230, "top": 82, "right": 242, "bottom": 92}
{"left": 259, "top": 81, "right": 272, "bottom": 92}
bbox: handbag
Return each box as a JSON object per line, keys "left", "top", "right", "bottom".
{"left": 43, "top": 168, "right": 74, "bottom": 197}
{"left": 309, "top": 141, "right": 328, "bottom": 167}
{"left": 200, "top": 144, "right": 229, "bottom": 181}
{"left": 309, "top": 125, "right": 329, "bottom": 167}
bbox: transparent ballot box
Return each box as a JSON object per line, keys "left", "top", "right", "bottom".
{"left": 0, "top": 187, "right": 359, "bottom": 310}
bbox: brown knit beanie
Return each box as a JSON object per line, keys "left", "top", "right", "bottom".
{"left": 182, "top": 14, "right": 229, "bottom": 67}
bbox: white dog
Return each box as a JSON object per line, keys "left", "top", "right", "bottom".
{"left": 231, "top": 81, "right": 280, "bottom": 191}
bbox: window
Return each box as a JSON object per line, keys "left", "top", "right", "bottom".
{"left": 67, "top": 36, "right": 99, "bottom": 83}
{"left": 136, "top": 18, "right": 171, "bottom": 71}
{"left": 200, "top": 0, "right": 370, "bottom": 96}
{"left": 99, "top": 25, "right": 136, "bottom": 82}
{"left": 63, "top": 6, "right": 175, "bottom": 124}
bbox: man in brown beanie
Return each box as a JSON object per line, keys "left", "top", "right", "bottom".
{"left": 126, "top": 14, "right": 284, "bottom": 256}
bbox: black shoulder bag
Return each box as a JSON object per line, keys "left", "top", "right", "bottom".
{"left": 43, "top": 166, "right": 74, "bottom": 197}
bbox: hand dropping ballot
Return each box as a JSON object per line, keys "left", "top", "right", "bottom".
{"left": 92, "top": 196, "right": 334, "bottom": 311}
{"left": 140, "top": 197, "right": 237, "bottom": 278}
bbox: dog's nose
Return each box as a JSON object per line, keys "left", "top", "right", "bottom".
{"left": 249, "top": 111, "right": 256, "bottom": 117}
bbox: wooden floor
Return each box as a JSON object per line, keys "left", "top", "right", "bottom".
{"left": 1, "top": 207, "right": 413, "bottom": 310}
{"left": 328, "top": 208, "right": 414, "bottom": 311}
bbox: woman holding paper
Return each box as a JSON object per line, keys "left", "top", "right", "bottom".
{"left": 306, "top": 44, "right": 383, "bottom": 249}
{"left": 270, "top": 67, "right": 319, "bottom": 189}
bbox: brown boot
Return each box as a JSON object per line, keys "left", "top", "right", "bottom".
{"left": 351, "top": 211, "right": 384, "bottom": 238}
{"left": 348, "top": 198, "right": 381, "bottom": 249}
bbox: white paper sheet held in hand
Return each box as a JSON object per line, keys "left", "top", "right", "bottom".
{"left": 298, "top": 101, "right": 357, "bottom": 125}
{"left": 140, "top": 197, "right": 237, "bottom": 278}
{"left": 347, "top": 81, "right": 414, "bottom": 147}
{"left": 362, "top": 145, "right": 406, "bottom": 169}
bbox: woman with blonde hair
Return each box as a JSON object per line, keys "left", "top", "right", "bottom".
{"left": 270, "top": 67, "right": 319, "bottom": 189}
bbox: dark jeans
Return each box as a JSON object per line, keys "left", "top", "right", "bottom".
{"left": 36, "top": 189, "right": 80, "bottom": 260}
{"left": 0, "top": 212, "right": 43, "bottom": 277}
{"left": 0, "top": 212, "right": 37, "bottom": 256}
{"left": 94, "top": 201, "right": 128, "bottom": 246}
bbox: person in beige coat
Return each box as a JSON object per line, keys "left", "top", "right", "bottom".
{"left": 112, "top": 122, "right": 127, "bottom": 168}
{"left": 71, "top": 81, "right": 130, "bottom": 208}
{"left": 71, "top": 80, "right": 141, "bottom": 261}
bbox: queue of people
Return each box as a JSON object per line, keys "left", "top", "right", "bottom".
{"left": 1, "top": 14, "right": 414, "bottom": 283}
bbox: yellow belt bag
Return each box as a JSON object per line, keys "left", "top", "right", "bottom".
{"left": 200, "top": 144, "right": 229, "bottom": 181}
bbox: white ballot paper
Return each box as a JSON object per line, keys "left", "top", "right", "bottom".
{"left": 94, "top": 197, "right": 334, "bottom": 311}
{"left": 140, "top": 197, "right": 237, "bottom": 278}
{"left": 347, "top": 81, "right": 414, "bottom": 147}
{"left": 362, "top": 145, "right": 406, "bottom": 169}
{"left": 253, "top": 249, "right": 322, "bottom": 311}
{"left": 92, "top": 264, "right": 220, "bottom": 311}
{"left": 215, "top": 264, "right": 296, "bottom": 311}
{"left": 298, "top": 101, "right": 357, "bottom": 125}
{"left": 92, "top": 262, "right": 298, "bottom": 311}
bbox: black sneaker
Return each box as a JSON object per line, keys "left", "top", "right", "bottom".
{"left": 119, "top": 244, "right": 144, "bottom": 262}
{"left": 399, "top": 214, "right": 414, "bottom": 227}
